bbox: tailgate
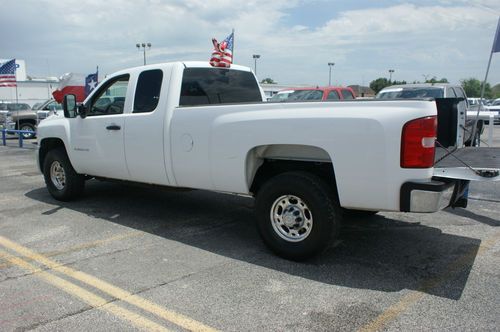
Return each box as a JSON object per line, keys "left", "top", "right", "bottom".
{"left": 434, "top": 147, "right": 500, "bottom": 181}
{"left": 433, "top": 98, "right": 500, "bottom": 182}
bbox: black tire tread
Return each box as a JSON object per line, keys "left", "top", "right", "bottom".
{"left": 43, "top": 147, "right": 85, "bottom": 201}
{"left": 255, "top": 171, "right": 341, "bottom": 261}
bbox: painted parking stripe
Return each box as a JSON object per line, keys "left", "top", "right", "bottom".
{"left": 0, "top": 231, "right": 142, "bottom": 270}
{"left": 0, "top": 235, "right": 218, "bottom": 332}
{"left": 0, "top": 250, "right": 171, "bottom": 332}
{"left": 357, "top": 231, "right": 500, "bottom": 332}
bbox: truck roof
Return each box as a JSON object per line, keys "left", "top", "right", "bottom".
{"left": 110, "top": 61, "right": 253, "bottom": 78}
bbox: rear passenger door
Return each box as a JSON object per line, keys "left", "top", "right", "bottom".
{"left": 124, "top": 68, "right": 172, "bottom": 185}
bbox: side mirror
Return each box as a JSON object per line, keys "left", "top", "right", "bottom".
{"left": 63, "top": 94, "right": 77, "bottom": 118}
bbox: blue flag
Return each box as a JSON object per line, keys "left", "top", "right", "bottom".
{"left": 85, "top": 72, "right": 98, "bottom": 96}
{"left": 493, "top": 17, "right": 500, "bottom": 53}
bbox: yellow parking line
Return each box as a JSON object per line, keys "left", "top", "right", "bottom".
{"left": 357, "top": 231, "right": 500, "bottom": 332}
{"left": 0, "top": 231, "right": 142, "bottom": 270}
{"left": 0, "top": 235, "right": 218, "bottom": 332}
{"left": 0, "top": 249, "right": 170, "bottom": 332}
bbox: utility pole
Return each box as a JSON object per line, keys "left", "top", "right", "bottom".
{"left": 253, "top": 54, "right": 260, "bottom": 76}
{"left": 388, "top": 69, "right": 395, "bottom": 82}
{"left": 328, "top": 62, "right": 335, "bottom": 86}
{"left": 136, "top": 43, "right": 152, "bottom": 65}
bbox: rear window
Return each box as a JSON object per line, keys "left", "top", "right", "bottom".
{"left": 179, "top": 68, "right": 262, "bottom": 106}
{"left": 377, "top": 88, "right": 444, "bottom": 99}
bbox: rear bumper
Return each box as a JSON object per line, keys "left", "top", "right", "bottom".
{"left": 400, "top": 179, "right": 458, "bottom": 212}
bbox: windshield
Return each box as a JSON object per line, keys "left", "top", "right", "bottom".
{"left": 376, "top": 88, "right": 444, "bottom": 99}
{"left": 288, "top": 90, "right": 323, "bottom": 101}
{"left": 269, "top": 91, "right": 294, "bottom": 102}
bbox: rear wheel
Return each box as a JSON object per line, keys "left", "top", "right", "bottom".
{"left": 43, "top": 148, "right": 85, "bottom": 201}
{"left": 255, "top": 172, "right": 341, "bottom": 260}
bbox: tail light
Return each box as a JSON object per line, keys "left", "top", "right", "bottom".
{"left": 401, "top": 116, "right": 437, "bottom": 168}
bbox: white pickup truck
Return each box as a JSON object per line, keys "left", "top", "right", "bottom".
{"left": 36, "top": 62, "right": 500, "bottom": 260}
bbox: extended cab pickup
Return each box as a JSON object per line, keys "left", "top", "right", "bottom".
{"left": 37, "top": 62, "right": 500, "bottom": 260}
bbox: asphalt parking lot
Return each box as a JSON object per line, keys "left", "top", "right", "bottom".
{"left": 0, "top": 130, "right": 499, "bottom": 331}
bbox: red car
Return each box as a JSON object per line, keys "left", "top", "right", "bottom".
{"left": 269, "top": 86, "right": 355, "bottom": 102}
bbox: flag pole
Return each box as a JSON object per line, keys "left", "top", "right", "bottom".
{"left": 231, "top": 28, "right": 235, "bottom": 62}
{"left": 14, "top": 60, "right": 20, "bottom": 134}
{"left": 471, "top": 16, "right": 500, "bottom": 144}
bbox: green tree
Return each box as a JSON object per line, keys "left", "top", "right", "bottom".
{"left": 369, "top": 78, "right": 391, "bottom": 94}
{"left": 490, "top": 83, "right": 500, "bottom": 99}
{"left": 260, "top": 78, "right": 276, "bottom": 84}
{"left": 369, "top": 78, "right": 407, "bottom": 94}
{"left": 460, "top": 78, "right": 492, "bottom": 98}
{"left": 425, "top": 77, "right": 448, "bottom": 84}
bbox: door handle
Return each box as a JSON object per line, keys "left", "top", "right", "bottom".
{"left": 106, "top": 124, "right": 121, "bottom": 130}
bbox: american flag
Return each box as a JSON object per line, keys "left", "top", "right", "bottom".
{"left": 0, "top": 59, "right": 17, "bottom": 87}
{"left": 210, "top": 32, "right": 234, "bottom": 68}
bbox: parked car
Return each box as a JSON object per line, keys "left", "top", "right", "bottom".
{"left": 376, "top": 84, "right": 484, "bottom": 146}
{"left": 0, "top": 102, "right": 38, "bottom": 138}
{"left": 269, "top": 86, "right": 355, "bottom": 102}
{"left": 33, "top": 99, "right": 63, "bottom": 122}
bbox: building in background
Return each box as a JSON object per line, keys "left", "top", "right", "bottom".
{"left": 0, "top": 59, "right": 59, "bottom": 106}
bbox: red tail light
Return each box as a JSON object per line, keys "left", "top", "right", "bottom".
{"left": 401, "top": 116, "right": 437, "bottom": 168}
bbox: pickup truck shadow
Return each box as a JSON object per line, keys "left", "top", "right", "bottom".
{"left": 26, "top": 180, "right": 480, "bottom": 301}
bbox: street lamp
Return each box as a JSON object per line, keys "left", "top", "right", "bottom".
{"left": 328, "top": 62, "right": 335, "bottom": 86}
{"left": 136, "top": 42, "right": 152, "bottom": 65}
{"left": 252, "top": 54, "right": 261, "bottom": 76}
{"left": 388, "top": 69, "right": 395, "bottom": 82}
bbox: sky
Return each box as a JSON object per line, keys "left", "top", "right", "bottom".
{"left": 1, "top": 0, "right": 500, "bottom": 87}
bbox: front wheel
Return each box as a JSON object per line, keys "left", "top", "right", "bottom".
{"left": 255, "top": 172, "right": 341, "bottom": 261}
{"left": 20, "top": 123, "right": 36, "bottom": 139}
{"left": 43, "top": 148, "right": 85, "bottom": 201}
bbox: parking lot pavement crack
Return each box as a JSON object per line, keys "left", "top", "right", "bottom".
{"left": 18, "top": 305, "right": 95, "bottom": 332}
{"left": 132, "top": 260, "right": 235, "bottom": 295}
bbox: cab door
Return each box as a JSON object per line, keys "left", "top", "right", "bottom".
{"left": 69, "top": 74, "right": 131, "bottom": 180}
{"left": 123, "top": 68, "right": 171, "bottom": 185}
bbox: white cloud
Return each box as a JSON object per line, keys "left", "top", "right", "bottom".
{"left": 1, "top": 0, "right": 499, "bottom": 86}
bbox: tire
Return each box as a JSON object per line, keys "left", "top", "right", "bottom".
{"left": 19, "top": 123, "right": 36, "bottom": 139}
{"left": 255, "top": 171, "right": 341, "bottom": 261}
{"left": 43, "top": 148, "right": 85, "bottom": 201}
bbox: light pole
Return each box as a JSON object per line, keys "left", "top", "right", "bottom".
{"left": 328, "top": 62, "right": 335, "bottom": 86}
{"left": 136, "top": 42, "right": 152, "bottom": 65}
{"left": 253, "top": 54, "right": 260, "bottom": 76}
{"left": 388, "top": 69, "right": 395, "bottom": 82}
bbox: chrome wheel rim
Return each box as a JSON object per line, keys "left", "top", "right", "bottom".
{"left": 21, "top": 126, "right": 32, "bottom": 138}
{"left": 50, "top": 161, "right": 66, "bottom": 190}
{"left": 270, "top": 195, "right": 313, "bottom": 242}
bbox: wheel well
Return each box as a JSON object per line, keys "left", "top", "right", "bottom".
{"left": 250, "top": 159, "right": 339, "bottom": 199}
{"left": 39, "top": 138, "right": 66, "bottom": 171}
{"left": 16, "top": 119, "right": 37, "bottom": 129}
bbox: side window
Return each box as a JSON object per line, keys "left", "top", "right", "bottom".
{"left": 341, "top": 89, "right": 354, "bottom": 100}
{"left": 89, "top": 75, "right": 129, "bottom": 116}
{"left": 453, "top": 87, "right": 465, "bottom": 99}
{"left": 446, "top": 87, "right": 457, "bottom": 98}
{"left": 133, "top": 69, "right": 163, "bottom": 113}
{"left": 326, "top": 90, "right": 340, "bottom": 100}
